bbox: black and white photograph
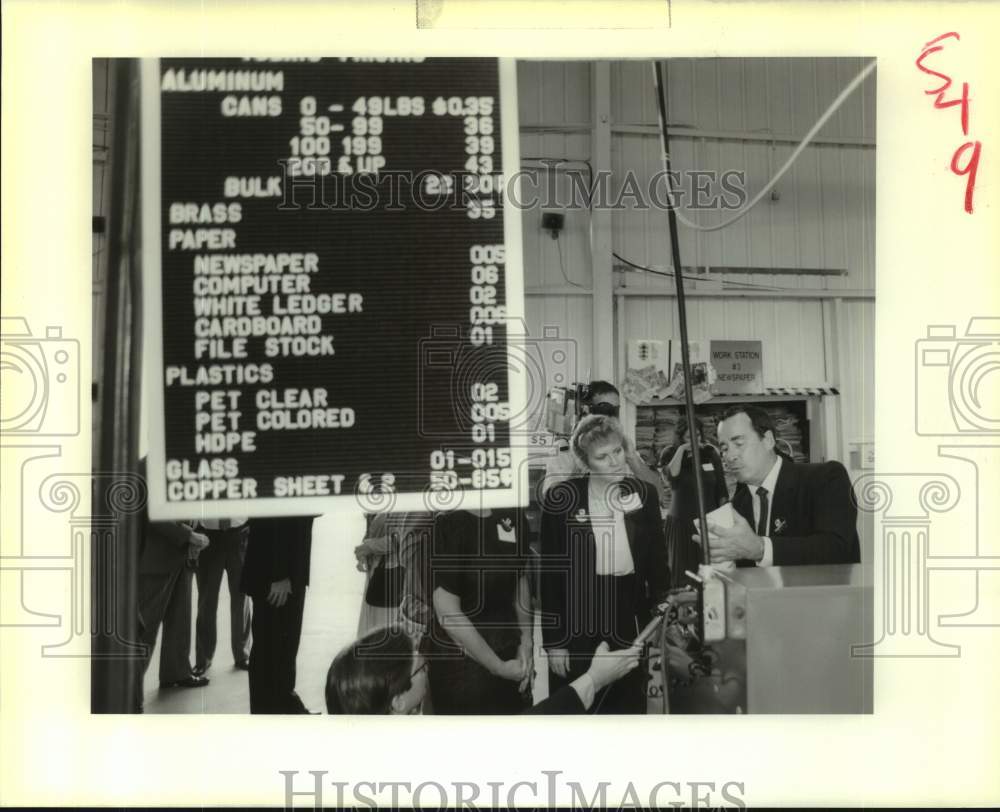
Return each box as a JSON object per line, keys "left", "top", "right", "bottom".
{"left": 3, "top": 1, "right": 999, "bottom": 808}
{"left": 90, "top": 55, "right": 875, "bottom": 717}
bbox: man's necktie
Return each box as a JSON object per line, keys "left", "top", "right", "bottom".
{"left": 756, "top": 487, "right": 769, "bottom": 536}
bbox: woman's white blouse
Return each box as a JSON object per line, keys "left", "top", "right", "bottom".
{"left": 588, "top": 485, "right": 636, "bottom": 576}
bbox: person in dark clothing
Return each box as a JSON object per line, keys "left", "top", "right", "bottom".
{"left": 540, "top": 415, "right": 671, "bottom": 714}
{"left": 193, "top": 518, "right": 251, "bottom": 675}
{"left": 707, "top": 405, "right": 861, "bottom": 566}
{"left": 241, "top": 515, "right": 315, "bottom": 714}
{"left": 659, "top": 417, "right": 729, "bottom": 587}
{"left": 425, "top": 508, "right": 533, "bottom": 714}
{"left": 135, "top": 457, "right": 211, "bottom": 698}
{"left": 325, "top": 624, "right": 641, "bottom": 715}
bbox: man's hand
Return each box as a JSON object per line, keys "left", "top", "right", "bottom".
{"left": 695, "top": 511, "right": 764, "bottom": 564}
{"left": 267, "top": 577, "right": 293, "bottom": 607}
{"left": 189, "top": 531, "right": 210, "bottom": 552}
{"left": 585, "top": 641, "right": 641, "bottom": 692}
{"left": 547, "top": 648, "right": 570, "bottom": 678}
{"left": 353, "top": 544, "right": 372, "bottom": 572}
{"left": 493, "top": 658, "right": 527, "bottom": 682}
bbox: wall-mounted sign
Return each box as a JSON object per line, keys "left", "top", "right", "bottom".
{"left": 142, "top": 58, "right": 525, "bottom": 519}
{"left": 710, "top": 340, "right": 764, "bottom": 394}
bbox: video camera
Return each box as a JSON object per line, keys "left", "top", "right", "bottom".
{"left": 543, "top": 381, "right": 621, "bottom": 437}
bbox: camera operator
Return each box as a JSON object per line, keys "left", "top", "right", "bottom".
{"left": 541, "top": 380, "right": 663, "bottom": 499}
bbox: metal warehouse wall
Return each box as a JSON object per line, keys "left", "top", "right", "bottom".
{"left": 516, "top": 58, "right": 876, "bottom": 467}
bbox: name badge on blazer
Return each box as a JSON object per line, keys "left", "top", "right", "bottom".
{"left": 619, "top": 492, "right": 643, "bottom": 513}
{"left": 497, "top": 518, "right": 517, "bottom": 543}
{"left": 701, "top": 463, "right": 715, "bottom": 472}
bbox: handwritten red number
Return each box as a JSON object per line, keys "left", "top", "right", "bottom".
{"left": 916, "top": 46, "right": 952, "bottom": 93}
{"left": 918, "top": 32, "right": 980, "bottom": 214}
{"left": 950, "top": 141, "right": 981, "bottom": 214}
{"left": 924, "top": 31, "right": 960, "bottom": 48}
{"left": 935, "top": 79, "right": 970, "bottom": 137}
{"left": 916, "top": 43, "right": 970, "bottom": 135}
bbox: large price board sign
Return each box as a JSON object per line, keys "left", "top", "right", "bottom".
{"left": 142, "top": 58, "right": 526, "bottom": 519}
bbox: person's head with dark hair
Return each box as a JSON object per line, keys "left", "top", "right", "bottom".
{"left": 672, "top": 416, "right": 705, "bottom": 447}
{"left": 583, "top": 380, "right": 620, "bottom": 418}
{"left": 716, "top": 405, "right": 778, "bottom": 487}
{"left": 657, "top": 417, "right": 701, "bottom": 472}
{"left": 325, "top": 625, "right": 427, "bottom": 715}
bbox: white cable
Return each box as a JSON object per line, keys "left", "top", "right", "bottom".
{"left": 654, "top": 59, "right": 877, "bottom": 233}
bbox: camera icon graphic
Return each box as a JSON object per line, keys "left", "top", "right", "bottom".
{"left": 0, "top": 317, "right": 80, "bottom": 436}
{"left": 915, "top": 317, "right": 1000, "bottom": 436}
{"left": 416, "top": 321, "right": 578, "bottom": 446}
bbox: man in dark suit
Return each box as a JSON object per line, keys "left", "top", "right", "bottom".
{"left": 193, "top": 517, "right": 251, "bottom": 675}
{"left": 241, "top": 515, "right": 315, "bottom": 713}
{"left": 705, "top": 405, "right": 860, "bottom": 566}
{"left": 136, "top": 459, "right": 211, "bottom": 693}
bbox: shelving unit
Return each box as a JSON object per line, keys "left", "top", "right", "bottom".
{"left": 624, "top": 392, "right": 832, "bottom": 505}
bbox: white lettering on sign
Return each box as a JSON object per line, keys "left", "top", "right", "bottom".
{"left": 255, "top": 388, "right": 328, "bottom": 409}
{"left": 256, "top": 407, "right": 355, "bottom": 431}
{"left": 194, "top": 432, "right": 257, "bottom": 453}
{"left": 194, "top": 390, "right": 241, "bottom": 410}
{"left": 164, "top": 364, "right": 275, "bottom": 387}
{"left": 338, "top": 57, "right": 426, "bottom": 63}
{"left": 166, "top": 457, "right": 240, "bottom": 480}
{"left": 167, "top": 478, "right": 258, "bottom": 500}
{"left": 161, "top": 69, "right": 285, "bottom": 92}
{"left": 169, "top": 228, "right": 237, "bottom": 250}
{"left": 271, "top": 293, "right": 363, "bottom": 314}
{"left": 194, "top": 315, "right": 322, "bottom": 337}
{"left": 221, "top": 95, "right": 282, "bottom": 117}
{"left": 194, "top": 337, "right": 248, "bottom": 359}
{"left": 169, "top": 202, "right": 243, "bottom": 224}
{"left": 264, "top": 335, "right": 336, "bottom": 357}
{"left": 192, "top": 297, "right": 262, "bottom": 317}
{"left": 193, "top": 275, "right": 312, "bottom": 296}
{"left": 223, "top": 177, "right": 283, "bottom": 198}
{"left": 274, "top": 474, "right": 346, "bottom": 497}
{"left": 153, "top": 58, "right": 518, "bottom": 511}
{"left": 193, "top": 254, "right": 319, "bottom": 275}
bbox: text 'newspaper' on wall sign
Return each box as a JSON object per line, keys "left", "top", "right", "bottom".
{"left": 710, "top": 340, "right": 764, "bottom": 395}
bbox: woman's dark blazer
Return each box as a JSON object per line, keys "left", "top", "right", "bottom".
{"left": 539, "top": 475, "right": 670, "bottom": 652}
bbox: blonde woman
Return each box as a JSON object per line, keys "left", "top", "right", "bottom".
{"left": 540, "top": 415, "right": 670, "bottom": 713}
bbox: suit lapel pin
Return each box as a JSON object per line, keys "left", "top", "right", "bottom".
{"left": 619, "top": 492, "right": 643, "bottom": 513}
{"left": 773, "top": 518, "right": 786, "bottom": 534}
{"left": 497, "top": 517, "right": 517, "bottom": 543}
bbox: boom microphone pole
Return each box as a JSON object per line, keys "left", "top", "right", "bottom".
{"left": 651, "top": 60, "right": 712, "bottom": 569}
